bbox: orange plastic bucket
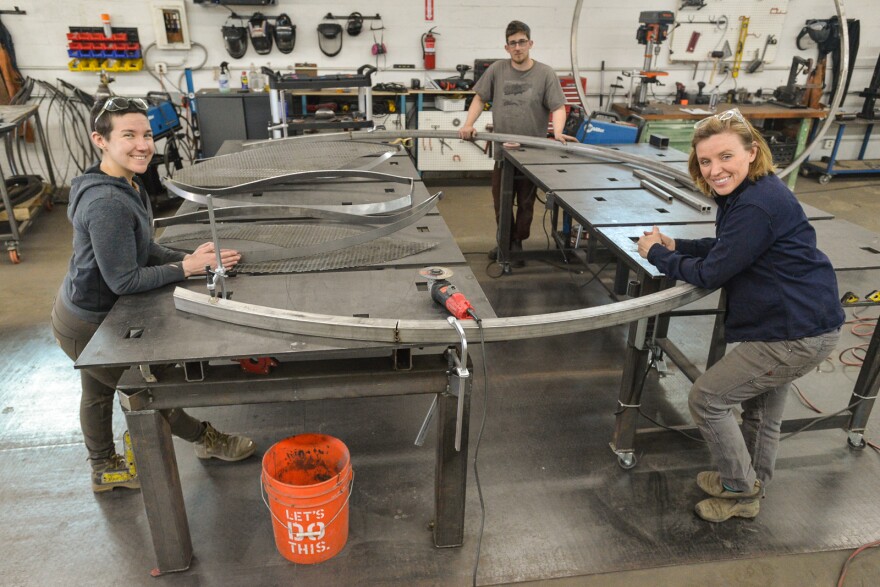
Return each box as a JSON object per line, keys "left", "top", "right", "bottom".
{"left": 261, "top": 434, "right": 354, "bottom": 564}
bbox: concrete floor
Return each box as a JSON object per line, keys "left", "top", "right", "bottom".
{"left": 1, "top": 171, "right": 879, "bottom": 586}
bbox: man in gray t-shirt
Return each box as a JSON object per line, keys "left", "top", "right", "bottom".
{"left": 459, "top": 20, "right": 570, "bottom": 261}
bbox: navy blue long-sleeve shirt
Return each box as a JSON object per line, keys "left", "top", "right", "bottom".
{"left": 647, "top": 174, "right": 844, "bottom": 343}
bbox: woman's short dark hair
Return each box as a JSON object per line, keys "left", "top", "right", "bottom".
{"left": 506, "top": 20, "right": 530, "bottom": 42}
{"left": 687, "top": 115, "right": 776, "bottom": 196}
{"left": 90, "top": 98, "right": 148, "bottom": 138}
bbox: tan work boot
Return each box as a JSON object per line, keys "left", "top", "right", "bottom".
{"left": 697, "top": 471, "right": 762, "bottom": 499}
{"left": 193, "top": 422, "right": 255, "bottom": 462}
{"left": 91, "top": 453, "right": 140, "bottom": 493}
{"left": 695, "top": 497, "right": 760, "bottom": 522}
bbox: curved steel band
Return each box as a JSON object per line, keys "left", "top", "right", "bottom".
{"left": 174, "top": 283, "right": 712, "bottom": 344}
{"left": 245, "top": 130, "right": 700, "bottom": 190}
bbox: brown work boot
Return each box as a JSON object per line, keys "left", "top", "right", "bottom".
{"left": 91, "top": 453, "right": 140, "bottom": 493}
{"left": 696, "top": 471, "right": 762, "bottom": 499}
{"left": 695, "top": 497, "right": 760, "bottom": 522}
{"left": 193, "top": 422, "right": 255, "bottom": 462}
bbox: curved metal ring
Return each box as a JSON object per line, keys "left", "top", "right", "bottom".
{"left": 175, "top": 282, "right": 712, "bottom": 344}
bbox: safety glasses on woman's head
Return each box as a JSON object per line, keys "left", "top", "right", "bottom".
{"left": 94, "top": 97, "right": 149, "bottom": 127}
{"left": 693, "top": 108, "right": 746, "bottom": 130}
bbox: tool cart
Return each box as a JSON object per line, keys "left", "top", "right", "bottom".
{"left": 0, "top": 105, "right": 57, "bottom": 264}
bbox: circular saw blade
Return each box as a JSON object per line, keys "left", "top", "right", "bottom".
{"left": 418, "top": 266, "right": 454, "bottom": 281}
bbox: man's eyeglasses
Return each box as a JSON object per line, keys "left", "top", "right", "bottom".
{"left": 506, "top": 39, "right": 531, "bottom": 48}
{"left": 694, "top": 108, "right": 746, "bottom": 130}
{"left": 94, "top": 97, "right": 149, "bottom": 127}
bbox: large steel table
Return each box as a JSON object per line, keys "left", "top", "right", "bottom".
{"left": 76, "top": 143, "right": 494, "bottom": 574}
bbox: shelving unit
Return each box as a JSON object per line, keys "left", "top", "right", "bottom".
{"left": 266, "top": 66, "right": 377, "bottom": 138}
{"left": 801, "top": 117, "right": 880, "bottom": 184}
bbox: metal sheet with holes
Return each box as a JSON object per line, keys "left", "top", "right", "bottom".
{"left": 555, "top": 189, "right": 833, "bottom": 228}
{"left": 76, "top": 266, "right": 494, "bottom": 368}
{"left": 158, "top": 213, "right": 464, "bottom": 272}
{"left": 597, "top": 217, "right": 880, "bottom": 279}
{"left": 556, "top": 188, "right": 715, "bottom": 227}
{"left": 522, "top": 163, "right": 643, "bottom": 191}
{"left": 510, "top": 143, "right": 691, "bottom": 166}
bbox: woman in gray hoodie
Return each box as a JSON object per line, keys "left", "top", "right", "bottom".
{"left": 51, "top": 97, "right": 255, "bottom": 492}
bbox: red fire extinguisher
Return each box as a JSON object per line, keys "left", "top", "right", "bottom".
{"left": 422, "top": 27, "right": 438, "bottom": 70}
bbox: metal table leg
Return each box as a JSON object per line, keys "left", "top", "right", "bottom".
{"left": 123, "top": 405, "right": 193, "bottom": 575}
{"left": 610, "top": 276, "right": 661, "bottom": 468}
{"left": 433, "top": 356, "right": 472, "bottom": 547}
{"left": 846, "top": 315, "right": 880, "bottom": 448}
{"left": 497, "top": 159, "right": 515, "bottom": 273}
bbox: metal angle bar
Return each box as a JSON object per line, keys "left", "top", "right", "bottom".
{"left": 173, "top": 283, "right": 712, "bottom": 344}
{"left": 222, "top": 190, "right": 442, "bottom": 263}
{"left": 633, "top": 169, "right": 711, "bottom": 212}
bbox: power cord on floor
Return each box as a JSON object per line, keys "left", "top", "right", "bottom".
{"left": 471, "top": 317, "right": 489, "bottom": 587}
{"left": 837, "top": 538, "right": 880, "bottom": 587}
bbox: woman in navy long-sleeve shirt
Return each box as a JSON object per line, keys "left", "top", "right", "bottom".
{"left": 637, "top": 108, "right": 843, "bottom": 523}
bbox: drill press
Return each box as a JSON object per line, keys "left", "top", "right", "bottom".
{"left": 631, "top": 10, "right": 676, "bottom": 114}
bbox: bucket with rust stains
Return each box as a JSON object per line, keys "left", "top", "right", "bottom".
{"left": 261, "top": 434, "right": 353, "bottom": 564}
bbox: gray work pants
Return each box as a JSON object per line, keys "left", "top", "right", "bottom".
{"left": 51, "top": 295, "right": 204, "bottom": 464}
{"left": 688, "top": 330, "right": 840, "bottom": 492}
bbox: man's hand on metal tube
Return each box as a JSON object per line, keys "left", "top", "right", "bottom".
{"left": 183, "top": 242, "right": 241, "bottom": 277}
{"left": 553, "top": 132, "right": 579, "bottom": 145}
{"left": 458, "top": 125, "right": 477, "bottom": 140}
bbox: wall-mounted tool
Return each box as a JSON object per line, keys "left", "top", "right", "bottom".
{"left": 731, "top": 16, "right": 750, "bottom": 78}
{"left": 632, "top": 10, "right": 675, "bottom": 113}
{"left": 771, "top": 56, "right": 812, "bottom": 108}
{"left": 746, "top": 34, "right": 776, "bottom": 74}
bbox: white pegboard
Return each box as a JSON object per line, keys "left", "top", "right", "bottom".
{"left": 417, "top": 111, "right": 495, "bottom": 171}
{"left": 669, "top": 0, "right": 790, "bottom": 67}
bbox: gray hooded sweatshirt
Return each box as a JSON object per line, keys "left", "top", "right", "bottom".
{"left": 59, "top": 164, "right": 186, "bottom": 324}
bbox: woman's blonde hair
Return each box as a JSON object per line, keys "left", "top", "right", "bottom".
{"left": 687, "top": 113, "right": 776, "bottom": 196}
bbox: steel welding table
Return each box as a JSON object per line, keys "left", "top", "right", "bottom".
{"left": 499, "top": 143, "right": 880, "bottom": 467}
{"left": 75, "top": 142, "right": 494, "bottom": 574}
{"left": 0, "top": 104, "right": 57, "bottom": 264}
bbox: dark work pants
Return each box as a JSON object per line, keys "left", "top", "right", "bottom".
{"left": 491, "top": 162, "right": 538, "bottom": 243}
{"left": 51, "top": 295, "right": 204, "bottom": 465}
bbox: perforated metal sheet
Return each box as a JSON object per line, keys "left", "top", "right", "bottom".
{"left": 172, "top": 141, "right": 397, "bottom": 187}
{"left": 160, "top": 224, "right": 436, "bottom": 274}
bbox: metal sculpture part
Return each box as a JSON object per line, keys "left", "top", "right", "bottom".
{"left": 174, "top": 283, "right": 711, "bottom": 344}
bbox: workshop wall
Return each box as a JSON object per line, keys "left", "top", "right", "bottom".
{"left": 4, "top": 0, "right": 879, "bottom": 171}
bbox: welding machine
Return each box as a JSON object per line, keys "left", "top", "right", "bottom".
{"left": 576, "top": 111, "right": 643, "bottom": 144}
{"left": 146, "top": 99, "right": 181, "bottom": 140}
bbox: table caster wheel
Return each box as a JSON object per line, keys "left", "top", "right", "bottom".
{"left": 8, "top": 249, "right": 21, "bottom": 264}
{"left": 847, "top": 436, "right": 866, "bottom": 451}
{"left": 818, "top": 174, "right": 832, "bottom": 185}
{"left": 617, "top": 452, "right": 637, "bottom": 470}
{"left": 799, "top": 167, "right": 810, "bottom": 178}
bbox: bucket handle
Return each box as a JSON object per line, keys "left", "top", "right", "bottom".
{"left": 260, "top": 472, "right": 355, "bottom": 539}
